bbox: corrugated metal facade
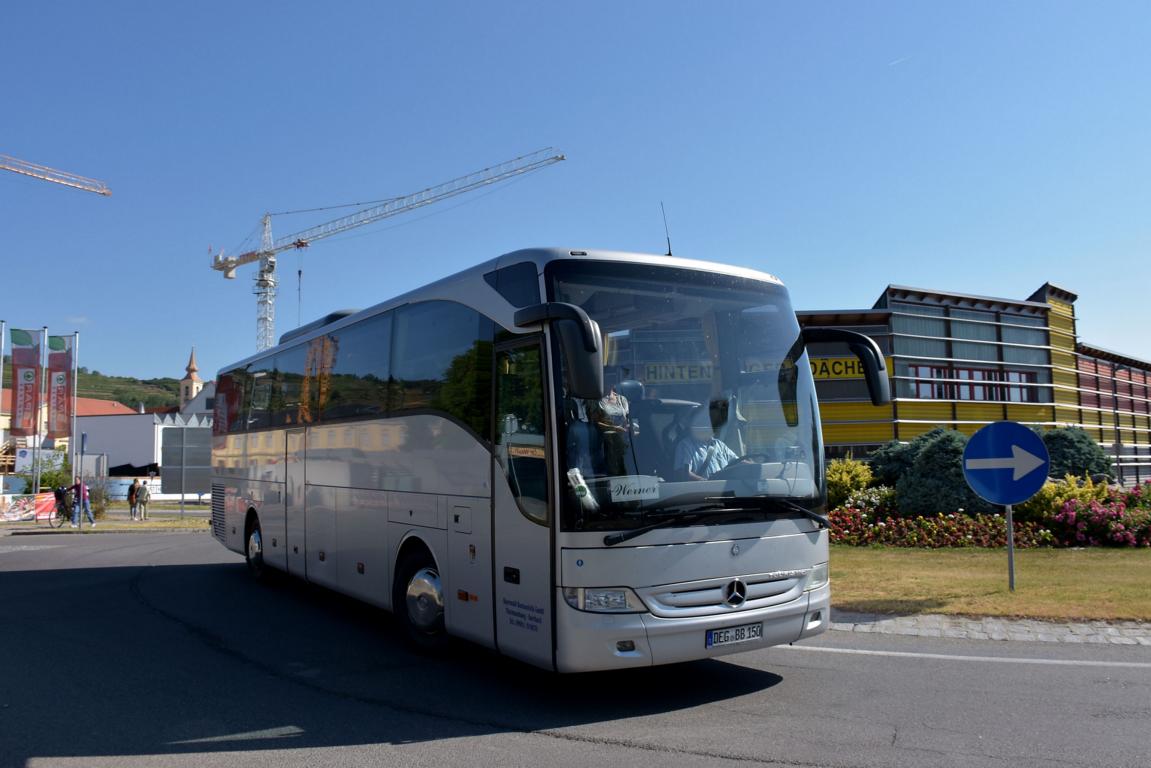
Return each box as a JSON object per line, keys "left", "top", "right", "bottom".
{"left": 800, "top": 283, "right": 1151, "bottom": 486}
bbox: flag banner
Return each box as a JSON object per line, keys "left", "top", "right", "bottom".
{"left": 9, "top": 329, "right": 41, "bottom": 437}
{"left": 46, "top": 335, "right": 73, "bottom": 439}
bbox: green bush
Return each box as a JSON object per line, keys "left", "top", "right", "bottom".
{"left": 826, "top": 457, "right": 873, "bottom": 509}
{"left": 1041, "top": 427, "right": 1112, "bottom": 480}
{"left": 867, "top": 428, "right": 953, "bottom": 488}
{"left": 88, "top": 481, "right": 110, "bottom": 520}
{"left": 895, "top": 429, "right": 994, "bottom": 517}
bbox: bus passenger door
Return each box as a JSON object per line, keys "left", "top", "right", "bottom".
{"left": 492, "top": 341, "right": 554, "bottom": 669}
{"left": 285, "top": 427, "right": 307, "bottom": 578}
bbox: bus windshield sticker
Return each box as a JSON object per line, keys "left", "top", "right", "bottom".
{"left": 608, "top": 475, "right": 660, "bottom": 502}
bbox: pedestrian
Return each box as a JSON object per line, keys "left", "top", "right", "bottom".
{"left": 137, "top": 480, "right": 151, "bottom": 521}
{"left": 128, "top": 479, "right": 140, "bottom": 520}
{"left": 70, "top": 476, "right": 95, "bottom": 528}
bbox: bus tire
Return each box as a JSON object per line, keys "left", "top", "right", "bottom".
{"left": 394, "top": 548, "right": 448, "bottom": 652}
{"left": 245, "top": 514, "right": 268, "bottom": 582}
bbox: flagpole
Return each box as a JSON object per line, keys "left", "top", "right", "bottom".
{"left": 33, "top": 327, "right": 47, "bottom": 496}
{"left": 70, "top": 333, "right": 80, "bottom": 484}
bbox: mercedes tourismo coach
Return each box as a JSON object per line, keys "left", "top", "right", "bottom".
{"left": 211, "top": 248, "right": 889, "bottom": 672}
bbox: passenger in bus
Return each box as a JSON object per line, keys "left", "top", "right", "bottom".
{"left": 589, "top": 386, "right": 636, "bottom": 476}
{"left": 673, "top": 408, "right": 741, "bottom": 480}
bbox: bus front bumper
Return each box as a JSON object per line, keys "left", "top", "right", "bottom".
{"left": 554, "top": 583, "right": 830, "bottom": 673}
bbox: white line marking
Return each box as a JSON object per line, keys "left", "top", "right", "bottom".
{"left": 170, "top": 725, "right": 305, "bottom": 744}
{"left": 780, "top": 644, "right": 1151, "bottom": 669}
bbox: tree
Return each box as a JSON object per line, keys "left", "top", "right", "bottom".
{"left": 1041, "top": 427, "right": 1112, "bottom": 480}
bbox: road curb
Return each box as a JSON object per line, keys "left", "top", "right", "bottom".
{"left": 830, "top": 608, "right": 1151, "bottom": 646}
{"left": 2, "top": 525, "right": 208, "bottom": 537}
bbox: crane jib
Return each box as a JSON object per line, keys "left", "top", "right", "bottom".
{"left": 209, "top": 148, "right": 565, "bottom": 351}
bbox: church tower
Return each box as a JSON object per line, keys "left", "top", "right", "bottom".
{"left": 180, "top": 347, "right": 203, "bottom": 409}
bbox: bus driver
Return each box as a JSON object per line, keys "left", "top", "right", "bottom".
{"left": 673, "top": 408, "right": 741, "bottom": 480}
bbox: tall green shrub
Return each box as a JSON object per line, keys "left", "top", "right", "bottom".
{"left": 868, "top": 428, "right": 949, "bottom": 487}
{"left": 1041, "top": 427, "right": 1112, "bottom": 480}
{"left": 896, "top": 429, "right": 994, "bottom": 516}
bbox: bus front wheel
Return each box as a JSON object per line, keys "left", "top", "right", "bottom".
{"left": 394, "top": 549, "right": 447, "bottom": 652}
{"left": 245, "top": 516, "right": 267, "bottom": 581}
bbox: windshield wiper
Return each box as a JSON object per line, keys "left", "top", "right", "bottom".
{"left": 602, "top": 505, "right": 758, "bottom": 547}
{"left": 602, "top": 496, "right": 829, "bottom": 547}
{"left": 706, "top": 494, "right": 829, "bottom": 529}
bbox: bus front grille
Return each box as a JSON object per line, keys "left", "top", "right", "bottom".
{"left": 638, "top": 570, "right": 809, "bottom": 618}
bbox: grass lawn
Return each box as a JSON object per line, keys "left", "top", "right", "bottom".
{"left": 831, "top": 545, "right": 1151, "bottom": 622}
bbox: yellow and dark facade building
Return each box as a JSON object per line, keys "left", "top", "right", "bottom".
{"left": 799, "top": 283, "right": 1151, "bottom": 486}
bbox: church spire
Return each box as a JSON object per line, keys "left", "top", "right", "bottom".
{"left": 185, "top": 347, "right": 201, "bottom": 382}
{"left": 180, "top": 347, "right": 204, "bottom": 410}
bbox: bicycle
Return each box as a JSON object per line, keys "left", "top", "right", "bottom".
{"left": 47, "top": 493, "right": 74, "bottom": 528}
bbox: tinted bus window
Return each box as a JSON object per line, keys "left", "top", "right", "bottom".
{"left": 246, "top": 362, "right": 275, "bottom": 431}
{"left": 214, "top": 369, "right": 247, "bottom": 435}
{"left": 321, "top": 313, "right": 392, "bottom": 421}
{"left": 393, "top": 301, "right": 492, "bottom": 439}
{"left": 274, "top": 344, "right": 310, "bottom": 426}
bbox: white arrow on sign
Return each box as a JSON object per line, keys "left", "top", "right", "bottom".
{"left": 964, "top": 444, "right": 1046, "bottom": 481}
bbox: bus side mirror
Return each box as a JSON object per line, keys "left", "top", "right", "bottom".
{"left": 801, "top": 327, "right": 891, "bottom": 406}
{"left": 515, "top": 302, "right": 605, "bottom": 400}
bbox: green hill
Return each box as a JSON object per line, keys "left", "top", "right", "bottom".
{"left": 2, "top": 356, "right": 181, "bottom": 411}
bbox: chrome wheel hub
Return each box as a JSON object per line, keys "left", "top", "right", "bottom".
{"left": 405, "top": 567, "right": 444, "bottom": 633}
{"left": 247, "top": 529, "right": 262, "bottom": 561}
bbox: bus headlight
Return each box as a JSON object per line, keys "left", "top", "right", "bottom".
{"left": 562, "top": 587, "right": 645, "bottom": 613}
{"left": 805, "top": 562, "right": 829, "bottom": 592}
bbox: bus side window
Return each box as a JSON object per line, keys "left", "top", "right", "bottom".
{"left": 274, "top": 344, "right": 311, "bottom": 426}
{"left": 247, "top": 367, "right": 274, "bottom": 430}
{"left": 495, "top": 344, "right": 548, "bottom": 525}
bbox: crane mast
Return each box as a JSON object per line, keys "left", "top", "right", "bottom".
{"left": 212, "top": 148, "right": 564, "bottom": 351}
{"left": 0, "top": 154, "right": 111, "bottom": 196}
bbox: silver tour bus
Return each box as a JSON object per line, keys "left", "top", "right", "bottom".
{"left": 211, "top": 248, "right": 889, "bottom": 672}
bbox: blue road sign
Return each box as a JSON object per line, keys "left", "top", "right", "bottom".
{"left": 963, "top": 421, "right": 1050, "bottom": 506}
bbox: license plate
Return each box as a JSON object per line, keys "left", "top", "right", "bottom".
{"left": 706, "top": 622, "right": 763, "bottom": 648}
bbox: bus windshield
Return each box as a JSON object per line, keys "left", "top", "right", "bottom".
{"left": 547, "top": 260, "right": 824, "bottom": 533}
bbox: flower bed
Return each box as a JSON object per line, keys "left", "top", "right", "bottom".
{"left": 829, "top": 508, "right": 1055, "bottom": 548}
{"left": 830, "top": 480, "right": 1151, "bottom": 549}
{"left": 1049, "top": 499, "right": 1151, "bottom": 547}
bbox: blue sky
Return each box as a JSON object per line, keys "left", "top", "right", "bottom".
{"left": 3, "top": 1, "right": 1148, "bottom": 380}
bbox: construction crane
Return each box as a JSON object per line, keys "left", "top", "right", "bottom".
{"left": 0, "top": 154, "right": 111, "bottom": 196}
{"left": 211, "top": 147, "right": 565, "bottom": 351}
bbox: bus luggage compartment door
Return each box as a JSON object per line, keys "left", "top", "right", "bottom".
{"left": 446, "top": 499, "right": 495, "bottom": 649}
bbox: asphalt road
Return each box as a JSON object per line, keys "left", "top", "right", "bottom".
{"left": 1, "top": 532, "right": 1148, "bottom": 768}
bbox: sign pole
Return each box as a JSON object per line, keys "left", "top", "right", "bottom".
{"left": 79, "top": 432, "right": 86, "bottom": 531}
{"left": 179, "top": 424, "right": 186, "bottom": 520}
{"left": 1005, "top": 503, "right": 1015, "bottom": 592}
{"left": 963, "top": 421, "right": 1049, "bottom": 596}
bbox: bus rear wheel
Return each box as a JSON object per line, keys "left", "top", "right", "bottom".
{"left": 394, "top": 549, "right": 447, "bottom": 652}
